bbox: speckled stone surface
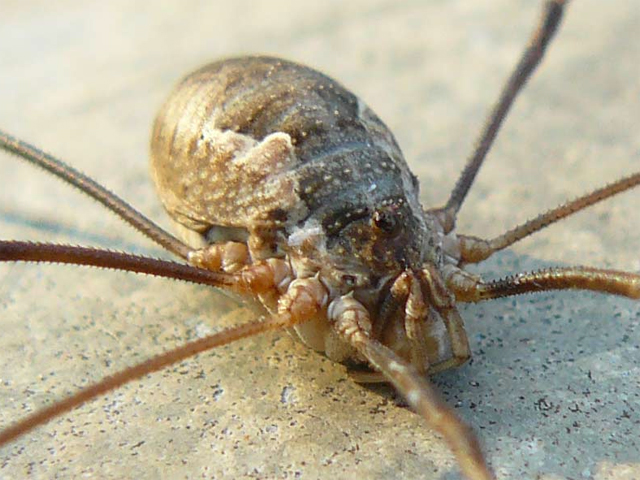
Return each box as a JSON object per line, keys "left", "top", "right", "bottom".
{"left": 0, "top": 1, "right": 638, "bottom": 479}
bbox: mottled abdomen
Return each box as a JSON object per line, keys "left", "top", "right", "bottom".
{"left": 150, "top": 56, "right": 432, "bottom": 270}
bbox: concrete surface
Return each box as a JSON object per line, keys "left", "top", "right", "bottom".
{"left": 0, "top": 1, "right": 639, "bottom": 479}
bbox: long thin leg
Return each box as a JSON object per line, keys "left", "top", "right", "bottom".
{"left": 0, "top": 130, "right": 191, "bottom": 259}
{"left": 0, "top": 269, "right": 327, "bottom": 448}
{"left": 0, "top": 240, "right": 291, "bottom": 298}
{"left": 0, "top": 305, "right": 314, "bottom": 447}
{"left": 446, "top": 265, "right": 640, "bottom": 303}
{"left": 329, "top": 295, "right": 494, "bottom": 480}
{"left": 0, "top": 240, "right": 232, "bottom": 287}
{"left": 359, "top": 342, "right": 492, "bottom": 480}
{"left": 457, "top": 172, "right": 640, "bottom": 264}
{"left": 432, "top": 0, "right": 568, "bottom": 232}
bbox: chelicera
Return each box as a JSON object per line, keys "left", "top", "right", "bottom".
{"left": 0, "top": 1, "right": 638, "bottom": 479}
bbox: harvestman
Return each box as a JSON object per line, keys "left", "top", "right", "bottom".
{"left": 0, "top": 1, "right": 639, "bottom": 479}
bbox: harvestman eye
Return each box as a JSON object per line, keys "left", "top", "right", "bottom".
{"left": 0, "top": 1, "right": 638, "bottom": 479}
{"left": 372, "top": 209, "right": 400, "bottom": 236}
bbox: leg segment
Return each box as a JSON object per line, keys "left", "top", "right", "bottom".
{"left": 0, "top": 276, "right": 327, "bottom": 448}
{"left": 432, "top": 0, "right": 568, "bottom": 231}
{"left": 0, "top": 130, "right": 192, "bottom": 259}
{"left": 0, "top": 240, "right": 293, "bottom": 308}
{"left": 188, "top": 241, "right": 250, "bottom": 273}
{"left": 446, "top": 264, "right": 640, "bottom": 303}
{"left": 329, "top": 294, "right": 494, "bottom": 480}
{"left": 0, "top": 268, "right": 328, "bottom": 446}
{"left": 457, "top": 172, "right": 640, "bottom": 264}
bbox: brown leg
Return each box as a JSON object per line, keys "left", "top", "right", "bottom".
{"left": 0, "top": 271, "right": 327, "bottom": 449}
{"left": 329, "top": 294, "right": 494, "bottom": 480}
{"left": 0, "top": 240, "right": 294, "bottom": 305}
{"left": 0, "top": 241, "right": 235, "bottom": 289}
{"left": 445, "top": 264, "right": 640, "bottom": 302}
{"left": 430, "top": 0, "right": 569, "bottom": 232}
{"left": 457, "top": 172, "right": 640, "bottom": 264}
{"left": 0, "top": 129, "right": 192, "bottom": 259}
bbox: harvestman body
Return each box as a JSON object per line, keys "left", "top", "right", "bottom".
{"left": 0, "top": 2, "right": 639, "bottom": 479}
